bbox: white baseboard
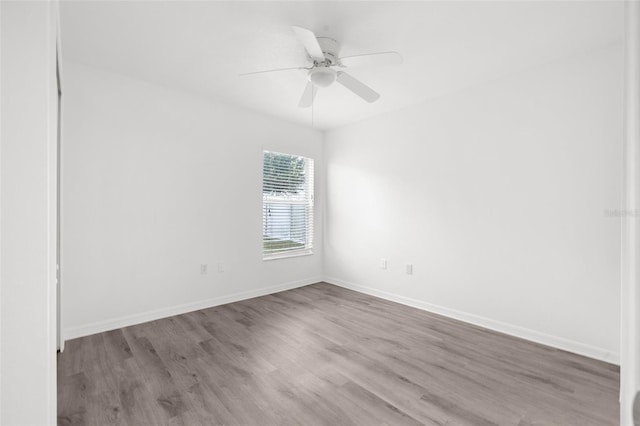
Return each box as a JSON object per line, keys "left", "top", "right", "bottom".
{"left": 63, "top": 276, "right": 322, "bottom": 342}
{"left": 63, "top": 275, "right": 620, "bottom": 365}
{"left": 324, "top": 276, "right": 620, "bottom": 365}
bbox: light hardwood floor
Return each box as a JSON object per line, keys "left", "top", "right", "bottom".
{"left": 58, "top": 282, "right": 619, "bottom": 425}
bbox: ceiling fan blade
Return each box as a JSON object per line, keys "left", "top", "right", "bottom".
{"left": 298, "top": 82, "right": 316, "bottom": 108}
{"left": 239, "top": 66, "right": 305, "bottom": 76}
{"left": 339, "top": 51, "right": 403, "bottom": 68}
{"left": 336, "top": 71, "right": 380, "bottom": 103}
{"left": 292, "top": 26, "right": 325, "bottom": 62}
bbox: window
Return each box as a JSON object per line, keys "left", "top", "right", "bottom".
{"left": 262, "top": 151, "right": 314, "bottom": 259}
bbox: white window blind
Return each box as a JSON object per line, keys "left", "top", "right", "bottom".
{"left": 262, "top": 151, "right": 314, "bottom": 259}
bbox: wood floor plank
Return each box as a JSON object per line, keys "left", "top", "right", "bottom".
{"left": 58, "top": 282, "right": 619, "bottom": 425}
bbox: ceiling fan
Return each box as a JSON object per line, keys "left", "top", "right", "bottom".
{"left": 240, "top": 26, "right": 402, "bottom": 108}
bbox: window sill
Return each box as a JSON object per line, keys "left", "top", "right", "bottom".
{"left": 263, "top": 250, "right": 313, "bottom": 261}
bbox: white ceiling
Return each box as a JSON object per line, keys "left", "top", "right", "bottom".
{"left": 60, "top": 1, "right": 624, "bottom": 130}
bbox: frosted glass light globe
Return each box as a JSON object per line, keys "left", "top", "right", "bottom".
{"left": 308, "top": 67, "right": 337, "bottom": 88}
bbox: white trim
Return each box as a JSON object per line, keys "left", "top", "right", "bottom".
{"left": 621, "top": 0, "right": 640, "bottom": 423}
{"left": 47, "top": 2, "right": 59, "bottom": 422}
{"left": 63, "top": 276, "right": 321, "bottom": 340}
{"left": 0, "top": 2, "right": 3, "bottom": 420}
{"left": 263, "top": 249, "right": 313, "bottom": 261}
{"left": 325, "top": 276, "right": 620, "bottom": 365}
{"left": 55, "top": 0, "right": 65, "bottom": 354}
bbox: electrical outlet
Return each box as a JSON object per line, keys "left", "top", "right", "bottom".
{"left": 406, "top": 264, "right": 413, "bottom": 275}
{"left": 200, "top": 264, "right": 207, "bottom": 275}
{"left": 380, "top": 258, "right": 387, "bottom": 270}
{"left": 217, "top": 262, "right": 225, "bottom": 273}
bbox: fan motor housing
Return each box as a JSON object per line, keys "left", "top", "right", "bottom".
{"left": 315, "top": 37, "right": 339, "bottom": 65}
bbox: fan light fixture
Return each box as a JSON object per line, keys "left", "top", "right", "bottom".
{"left": 308, "top": 67, "right": 336, "bottom": 88}
{"left": 240, "top": 26, "right": 402, "bottom": 107}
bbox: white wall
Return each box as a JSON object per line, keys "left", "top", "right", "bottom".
{"left": 62, "top": 38, "right": 622, "bottom": 367}
{"left": 324, "top": 43, "right": 623, "bottom": 363}
{"left": 62, "top": 62, "right": 324, "bottom": 339}
{"left": 1, "top": 1, "right": 58, "bottom": 424}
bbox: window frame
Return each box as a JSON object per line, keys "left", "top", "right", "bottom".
{"left": 262, "top": 150, "right": 314, "bottom": 260}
